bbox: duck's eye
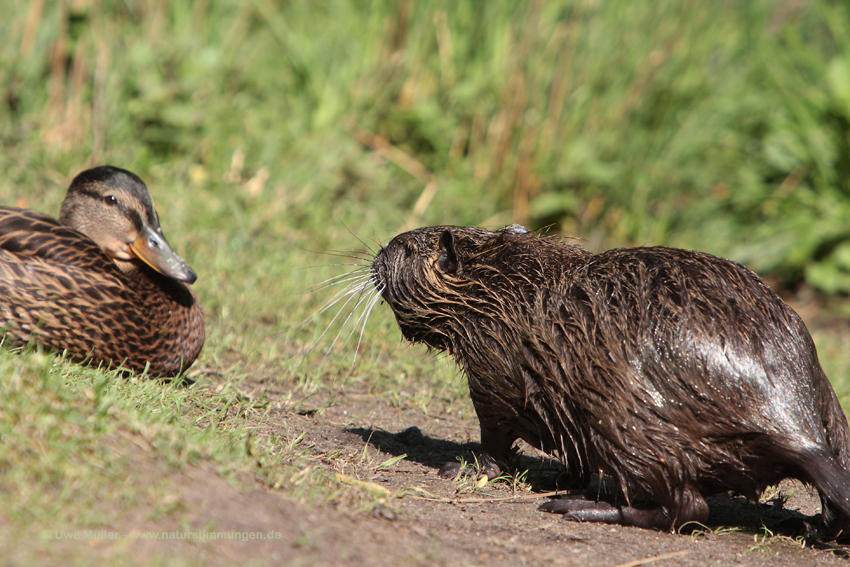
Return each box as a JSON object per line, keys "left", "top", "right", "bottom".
{"left": 103, "top": 195, "right": 118, "bottom": 206}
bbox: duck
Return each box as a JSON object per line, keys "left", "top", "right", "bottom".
{"left": 0, "top": 165, "right": 204, "bottom": 377}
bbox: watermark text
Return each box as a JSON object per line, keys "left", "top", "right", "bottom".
{"left": 41, "top": 529, "right": 282, "bottom": 542}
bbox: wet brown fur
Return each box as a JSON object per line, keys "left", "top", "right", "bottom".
{"left": 371, "top": 225, "right": 850, "bottom": 531}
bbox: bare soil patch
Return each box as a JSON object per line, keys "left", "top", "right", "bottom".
{"left": 130, "top": 380, "right": 850, "bottom": 566}
{"left": 269, "top": 385, "right": 849, "bottom": 566}
{"left": 11, "top": 380, "right": 849, "bottom": 566}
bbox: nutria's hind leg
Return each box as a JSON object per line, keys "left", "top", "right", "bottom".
{"left": 539, "top": 496, "right": 673, "bottom": 529}
{"left": 439, "top": 418, "right": 514, "bottom": 480}
{"left": 539, "top": 492, "right": 709, "bottom": 530}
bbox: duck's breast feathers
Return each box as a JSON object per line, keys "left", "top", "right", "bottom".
{"left": 0, "top": 207, "right": 118, "bottom": 274}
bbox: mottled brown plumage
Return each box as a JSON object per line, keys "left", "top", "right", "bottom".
{"left": 372, "top": 224, "right": 850, "bottom": 533}
{"left": 0, "top": 166, "right": 204, "bottom": 377}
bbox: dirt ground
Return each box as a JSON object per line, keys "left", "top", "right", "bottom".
{"left": 52, "top": 377, "right": 849, "bottom": 567}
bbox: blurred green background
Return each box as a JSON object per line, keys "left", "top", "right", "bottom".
{"left": 3, "top": 0, "right": 850, "bottom": 292}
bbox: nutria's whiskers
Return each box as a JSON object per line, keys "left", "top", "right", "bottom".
{"left": 312, "top": 272, "right": 372, "bottom": 348}
{"left": 345, "top": 281, "right": 385, "bottom": 369}
{"left": 301, "top": 250, "right": 388, "bottom": 384}
{"left": 311, "top": 269, "right": 371, "bottom": 297}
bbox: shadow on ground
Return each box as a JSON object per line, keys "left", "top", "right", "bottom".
{"left": 348, "top": 423, "right": 849, "bottom": 548}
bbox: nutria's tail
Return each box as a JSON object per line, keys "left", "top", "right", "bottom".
{"left": 803, "top": 447, "right": 850, "bottom": 523}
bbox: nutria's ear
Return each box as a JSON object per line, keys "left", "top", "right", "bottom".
{"left": 438, "top": 229, "right": 460, "bottom": 274}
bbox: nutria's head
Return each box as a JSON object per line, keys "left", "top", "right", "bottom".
{"left": 371, "top": 224, "right": 585, "bottom": 354}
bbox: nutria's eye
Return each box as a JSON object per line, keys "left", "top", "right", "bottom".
{"left": 403, "top": 242, "right": 415, "bottom": 257}
{"left": 103, "top": 195, "right": 118, "bottom": 206}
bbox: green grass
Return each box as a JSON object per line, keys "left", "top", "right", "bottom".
{"left": 813, "top": 325, "right": 850, "bottom": 410}
{"left": 2, "top": 0, "right": 850, "bottom": 563}
{"left": 0, "top": 340, "right": 434, "bottom": 564}
{"left": 0, "top": 350, "right": 247, "bottom": 562}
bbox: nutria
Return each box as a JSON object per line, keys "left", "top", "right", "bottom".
{"left": 370, "top": 224, "right": 850, "bottom": 533}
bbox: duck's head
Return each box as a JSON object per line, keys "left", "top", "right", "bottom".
{"left": 59, "top": 166, "right": 197, "bottom": 284}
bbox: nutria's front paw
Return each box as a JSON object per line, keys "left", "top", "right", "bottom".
{"left": 438, "top": 461, "right": 465, "bottom": 479}
{"left": 438, "top": 456, "right": 505, "bottom": 480}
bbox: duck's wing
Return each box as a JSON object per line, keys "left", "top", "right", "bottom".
{"left": 0, "top": 207, "right": 118, "bottom": 273}
{"left": 0, "top": 206, "right": 140, "bottom": 362}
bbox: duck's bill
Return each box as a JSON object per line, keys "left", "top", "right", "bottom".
{"left": 129, "top": 224, "right": 198, "bottom": 284}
